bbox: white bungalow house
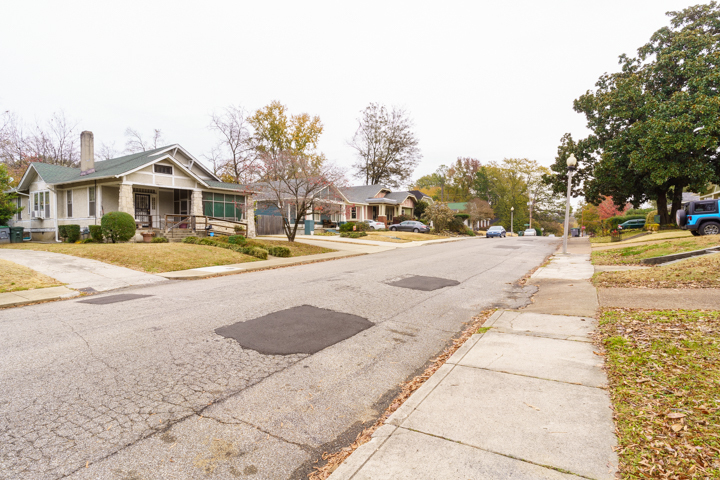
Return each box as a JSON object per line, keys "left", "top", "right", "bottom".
{"left": 9, "top": 131, "right": 255, "bottom": 241}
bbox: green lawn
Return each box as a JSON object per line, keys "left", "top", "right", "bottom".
{"left": 592, "top": 236, "right": 720, "bottom": 265}
{"left": 598, "top": 309, "right": 720, "bottom": 478}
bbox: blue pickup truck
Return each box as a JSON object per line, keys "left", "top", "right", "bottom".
{"left": 677, "top": 199, "right": 720, "bottom": 236}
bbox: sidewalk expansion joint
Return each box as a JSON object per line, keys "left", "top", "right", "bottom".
{"left": 490, "top": 327, "right": 594, "bottom": 343}
{"left": 399, "top": 427, "right": 596, "bottom": 480}
{"left": 454, "top": 364, "right": 608, "bottom": 390}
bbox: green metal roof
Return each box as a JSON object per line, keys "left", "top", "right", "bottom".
{"left": 447, "top": 202, "right": 468, "bottom": 211}
{"left": 30, "top": 146, "right": 171, "bottom": 185}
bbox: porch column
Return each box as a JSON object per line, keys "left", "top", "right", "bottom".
{"left": 245, "top": 194, "right": 256, "bottom": 238}
{"left": 118, "top": 183, "right": 134, "bottom": 216}
{"left": 191, "top": 189, "right": 203, "bottom": 217}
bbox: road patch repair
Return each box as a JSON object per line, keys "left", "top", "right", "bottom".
{"left": 327, "top": 238, "right": 618, "bottom": 480}
{"left": 387, "top": 275, "right": 460, "bottom": 291}
{"left": 215, "top": 305, "right": 373, "bottom": 355}
{"left": 77, "top": 294, "right": 154, "bottom": 305}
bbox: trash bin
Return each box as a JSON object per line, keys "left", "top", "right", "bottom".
{"left": 9, "top": 226, "right": 24, "bottom": 243}
{"left": 0, "top": 227, "right": 9, "bottom": 244}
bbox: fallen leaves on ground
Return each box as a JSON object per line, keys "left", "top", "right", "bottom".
{"left": 307, "top": 310, "right": 496, "bottom": 480}
{"left": 594, "top": 254, "right": 720, "bottom": 289}
{"left": 596, "top": 309, "right": 720, "bottom": 478}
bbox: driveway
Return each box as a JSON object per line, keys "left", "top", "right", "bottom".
{"left": 0, "top": 237, "right": 558, "bottom": 480}
{"left": 0, "top": 249, "right": 168, "bottom": 292}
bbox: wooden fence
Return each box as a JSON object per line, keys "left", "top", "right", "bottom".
{"left": 257, "top": 215, "right": 285, "bottom": 236}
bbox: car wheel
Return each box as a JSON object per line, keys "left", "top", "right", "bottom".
{"left": 700, "top": 221, "right": 720, "bottom": 235}
{"left": 390, "top": 227, "right": 397, "bottom": 231}
{"left": 691, "top": 230, "right": 700, "bottom": 236}
{"left": 413, "top": 228, "right": 419, "bottom": 233}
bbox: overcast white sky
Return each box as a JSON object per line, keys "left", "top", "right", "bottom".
{"left": 0, "top": 0, "right": 704, "bottom": 185}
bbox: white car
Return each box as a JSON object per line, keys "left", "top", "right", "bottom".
{"left": 361, "top": 219, "right": 385, "bottom": 230}
{"left": 523, "top": 229, "right": 537, "bottom": 236}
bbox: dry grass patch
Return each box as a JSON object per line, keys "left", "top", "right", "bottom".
{"left": 595, "top": 254, "right": 720, "bottom": 289}
{"left": 597, "top": 309, "right": 720, "bottom": 478}
{"left": 364, "top": 231, "right": 447, "bottom": 243}
{"left": 592, "top": 236, "right": 720, "bottom": 265}
{"left": 0, "top": 243, "right": 258, "bottom": 273}
{"left": 591, "top": 230, "right": 692, "bottom": 245}
{"left": 0, "top": 258, "right": 62, "bottom": 293}
{"left": 251, "top": 239, "right": 335, "bottom": 257}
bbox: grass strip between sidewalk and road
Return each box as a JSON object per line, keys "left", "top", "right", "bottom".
{"left": 0, "top": 243, "right": 259, "bottom": 273}
{"left": 590, "top": 230, "right": 692, "bottom": 245}
{"left": 0, "top": 258, "right": 63, "bottom": 293}
{"left": 364, "top": 231, "right": 449, "bottom": 243}
{"left": 307, "top": 309, "right": 496, "bottom": 480}
{"left": 592, "top": 236, "right": 720, "bottom": 265}
{"left": 597, "top": 309, "right": 720, "bottom": 478}
{"left": 594, "top": 254, "right": 720, "bottom": 289}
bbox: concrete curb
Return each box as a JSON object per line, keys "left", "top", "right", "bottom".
{"left": 0, "top": 286, "right": 79, "bottom": 309}
{"left": 639, "top": 246, "right": 720, "bottom": 265}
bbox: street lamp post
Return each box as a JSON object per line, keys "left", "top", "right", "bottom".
{"left": 510, "top": 206, "right": 514, "bottom": 237}
{"left": 562, "top": 154, "right": 578, "bottom": 254}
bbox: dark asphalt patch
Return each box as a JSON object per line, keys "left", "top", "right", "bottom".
{"left": 215, "top": 305, "right": 373, "bottom": 355}
{"left": 387, "top": 275, "right": 460, "bottom": 291}
{"left": 78, "top": 294, "right": 153, "bottom": 305}
{"left": 77, "top": 287, "right": 97, "bottom": 293}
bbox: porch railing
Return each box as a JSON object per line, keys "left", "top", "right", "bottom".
{"left": 162, "top": 215, "right": 248, "bottom": 238}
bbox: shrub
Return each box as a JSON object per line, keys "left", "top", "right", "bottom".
{"left": 395, "top": 214, "right": 413, "bottom": 223}
{"left": 422, "top": 203, "right": 455, "bottom": 232}
{"left": 58, "top": 224, "right": 81, "bottom": 243}
{"left": 152, "top": 236, "right": 168, "bottom": 243}
{"left": 354, "top": 221, "right": 370, "bottom": 232}
{"left": 233, "top": 225, "right": 245, "bottom": 234}
{"left": 646, "top": 223, "right": 660, "bottom": 232}
{"left": 199, "top": 238, "right": 215, "bottom": 246}
{"left": 466, "top": 229, "right": 476, "bottom": 236}
{"left": 89, "top": 225, "right": 103, "bottom": 243}
{"left": 267, "top": 246, "right": 291, "bottom": 257}
{"left": 243, "top": 246, "right": 268, "bottom": 260}
{"left": 340, "top": 231, "right": 368, "bottom": 238}
{"left": 80, "top": 238, "right": 94, "bottom": 244}
{"left": 449, "top": 217, "right": 467, "bottom": 233}
{"left": 645, "top": 210, "right": 659, "bottom": 225}
{"left": 339, "top": 222, "right": 356, "bottom": 232}
{"left": 101, "top": 212, "right": 136, "bottom": 243}
{"left": 228, "top": 235, "right": 246, "bottom": 245}
{"left": 183, "top": 236, "right": 200, "bottom": 244}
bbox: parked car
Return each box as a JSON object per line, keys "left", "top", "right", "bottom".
{"left": 548, "top": 234, "right": 556, "bottom": 238}
{"left": 485, "top": 226, "right": 506, "bottom": 238}
{"left": 677, "top": 199, "right": 720, "bottom": 236}
{"left": 617, "top": 219, "right": 645, "bottom": 230}
{"left": 388, "top": 220, "right": 430, "bottom": 233}
{"left": 523, "top": 229, "right": 537, "bottom": 236}
{"left": 361, "top": 219, "right": 386, "bottom": 230}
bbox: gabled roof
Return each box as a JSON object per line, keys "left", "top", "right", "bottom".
{"left": 340, "top": 185, "right": 391, "bottom": 204}
{"left": 447, "top": 202, "right": 468, "bottom": 211}
{"left": 409, "top": 190, "right": 432, "bottom": 201}
{"left": 384, "top": 191, "right": 416, "bottom": 203}
{"left": 15, "top": 145, "right": 254, "bottom": 193}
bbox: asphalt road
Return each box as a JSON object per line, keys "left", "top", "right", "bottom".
{"left": 0, "top": 236, "right": 558, "bottom": 480}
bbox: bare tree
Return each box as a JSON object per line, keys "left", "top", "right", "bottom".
{"left": 206, "top": 105, "right": 259, "bottom": 183}
{"left": 124, "top": 128, "right": 164, "bottom": 153}
{"left": 96, "top": 142, "right": 119, "bottom": 161}
{"left": 1, "top": 110, "right": 79, "bottom": 168}
{"left": 255, "top": 150, "right": 346, "bottom": 241}
{"left": 466, "top": 198, "right": 494, "bottom": 230}
{"left": 348, "top": 103, "right": 421, "bottom": 188}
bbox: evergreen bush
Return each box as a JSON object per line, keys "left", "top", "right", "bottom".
{"left": 100, "top": 212, "right": 136, "bottom": 243}
{"left": 88, "top": 225, "right": 103, "bottom": 243}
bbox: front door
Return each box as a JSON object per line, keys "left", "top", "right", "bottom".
{"left": 135, "top": 193, "right": 151, "bottom": 227}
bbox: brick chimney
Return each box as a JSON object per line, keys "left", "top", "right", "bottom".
{"left": 80, "top": 131, "right": 95, "bottom": 175}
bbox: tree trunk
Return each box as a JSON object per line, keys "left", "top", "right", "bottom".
{"left": 656, "top": 190, "right": 669, "bottom": 225}
{"left": 669, "top": 181, "right": 685, "bottom": 226}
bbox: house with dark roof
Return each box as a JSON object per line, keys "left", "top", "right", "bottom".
{"left": 339, "top": 185, "right": 424, "bottom": 226}
{"left": 9, "top": 131, "right": 256, "bottom": 241}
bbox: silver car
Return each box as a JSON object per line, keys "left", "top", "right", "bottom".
{"left": 523, "top": 229, "right": 537, "bottom": 236}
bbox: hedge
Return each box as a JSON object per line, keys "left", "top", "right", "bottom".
{"left": 182, "top": 236, "right": 268, "bottom": 259}
{"left": 267, "top": 246, "right": 291, "bottom": 257}
{"left": 101, "top": 212, "right": 136, "bottom": 243}
{"left": 340, "top": 231, "right": 367, "bottom": 238}
{"left": 228, "top": 235, "right": 246, "bottom": 245}
{"left": 89, "top": 225, "right": 103, "bottom": 243}
{"left": 151, "top": 236, "right": 168, "bottom": 243}
{"left": 58, "top": 224, "right": 81, "bottom": 243}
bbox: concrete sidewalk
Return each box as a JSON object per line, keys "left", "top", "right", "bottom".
{"left": 329, "top": 238, "right": 618, "bottom": 479}
{"left": 0, "top": 285, "right": 79, "bottom": 308}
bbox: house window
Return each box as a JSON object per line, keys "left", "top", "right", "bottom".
{"left": 202, "top": 192, "right": 245, "bottom": 220}
{"left": 351, "top": 206, "right": 357, "bottom": 219}
{"left": 16, "top": 197, "right": 22, "bottom": 220}
{"left": 32, "top": 191, "right": 50, "bottom": 218}
{"left": 66, "top": 190, "right": 73, "bottom": 218}
{"left": 154, "top": 164, "right": 173, "bottom": 175}
{"left": 88, "top": 187, "right": 96, "bottom": 217}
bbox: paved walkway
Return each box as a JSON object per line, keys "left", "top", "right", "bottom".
{"left": 329, "top": 238, "right": 618, "bottom": 479}
{"left": 0, "top": 286, "right": 78, "bottom": 308}
{"left": 0, "top": 249, "right": 167, "bottom": 293}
